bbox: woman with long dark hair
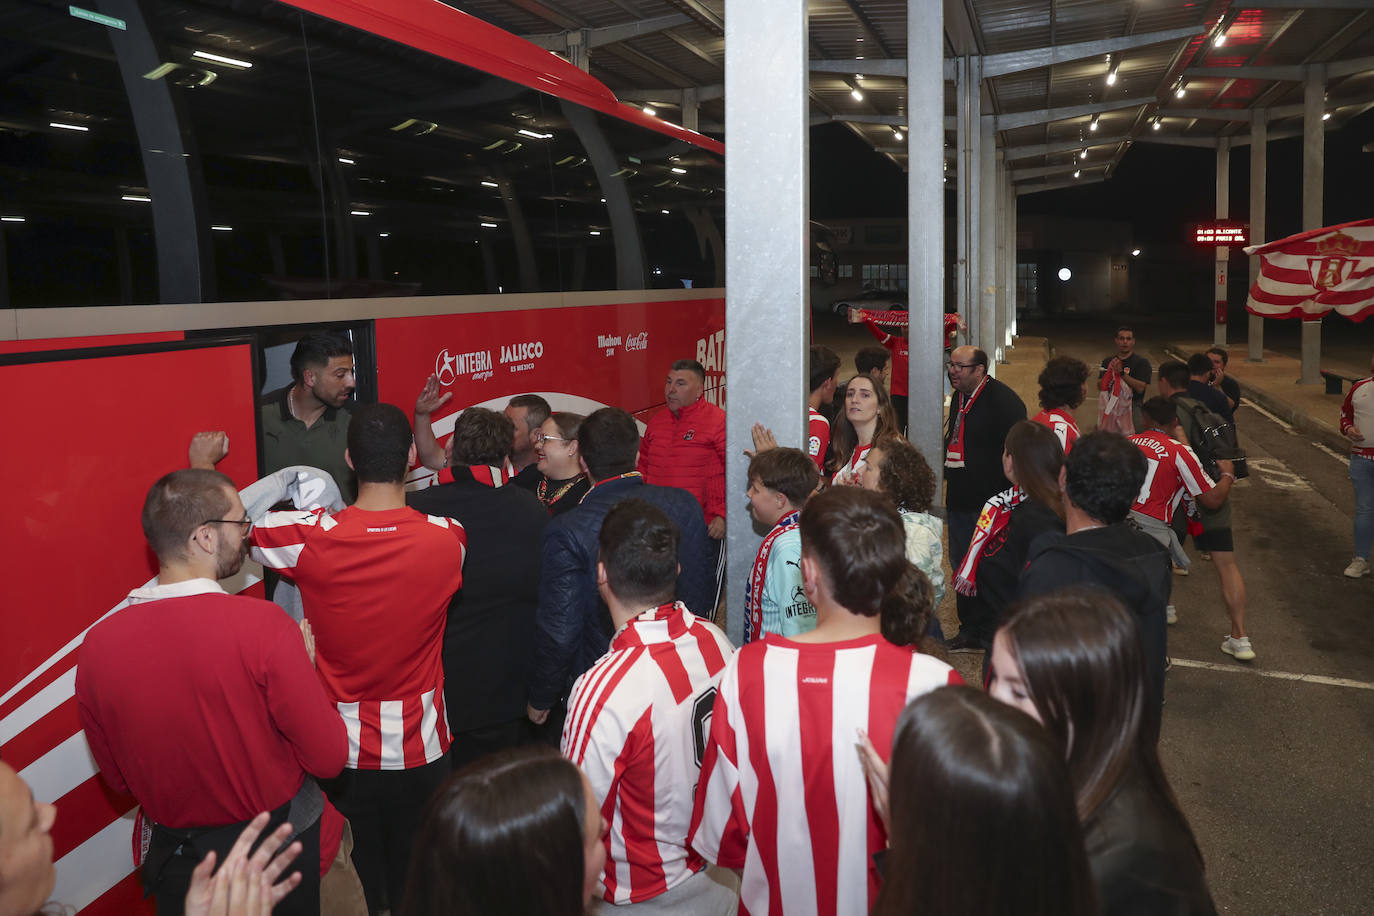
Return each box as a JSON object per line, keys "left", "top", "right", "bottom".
{"left": 400, "top": 745, "right": 607, "bottom": 916}
{"left": 533, "top": 411, "right": 590, "bottom": 516}
{"left": 988, "top": 588, "right": 1217, "bottom": 915}
{"left": 871, "top": 687, "right": 1097, "bottom": 916}
{"left": 950, "top": 420, "right": 1065, "bottom": 657}
{"left": 829, "top": 375, "right": 900, "bottom": 485}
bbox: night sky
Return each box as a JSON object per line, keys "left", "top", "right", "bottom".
{"left": 810, "top": 108, "right": 1374, "bottom": 248}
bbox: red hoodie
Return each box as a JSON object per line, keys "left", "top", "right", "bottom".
{"left": 637, "top": 396, "right": 726, "bottom": 524}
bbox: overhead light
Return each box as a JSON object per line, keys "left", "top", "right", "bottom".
{"left": 1214, "top": 31, "right": 1226, "bottom": 47}
{"left": 661, "top": 209, "right": 670, "bottom": 214}
{"left": 50, "top": 121, "right": 89, "bottom": 131}
{"left": 642, "top": 105, "right": 656, "bottom": 117}
{"left": 590, "top": 230, "right": 601, "bottom": 236}
{"left": 1176, "top": 83, "right": 1186, "bottom": 99}
{"left": 1131, "top": 248, "right": 1141, "bottom": 257}
{"left": 516, "top": 128, "right": 552, "bottom": 139}
{"left": 600, "top": 198, "right": 606, "bottom": 203}
{"left": 480, "top": 222, "right": 498, "bottom": 228}
{"left": 338, "top": 157, "right": 354, "bottom": 165}
{"left": 481, "top": 180, "right": 499, "bottom": 188}
{"left": 1152, "top": 118, "right": 1161, "bottom": 131}
{"left": 350, "top": 210, "right": 369, "bottom": 216}
{"left": 893, "top": 130, "right": 904, "bottom": 142}
{"left": 121, "top": 194, "right": 151, "bottom": 202}
{"left": 1322, "top": 111, "right": 1332, "bottom": 121}
{"left": 851, "top": 88, "right": 864, "bottom": 101}
{"left": 1058, "top": 267, "right": 1072, "bottom": 281}
{"left": 191, "top": 49, "right": 252, "bottom": 69}
{"left": 1, "top": 216, "right": 24, "bottom": 222}
{"left": 1073, "top": 169, "right": 1081, "bottom": 178}
{"left": 856, "top": 37, "right": 864, "bottom": 42}
{"left": 1089, "top": 114, "right": 1099, "bottom": 132}
{"left": 379, "top": 232, "right": 390, "bottom": 238}
{"left": 1106, "top": 64, "right": 1118, "bottom": 86}
{"left": 211, "top": 225, "right": 232, "bottom": 231}
{"left": 670, "top": 166, "right": 687, "bottom": 174}
{"left": 1080, "top": 149, "right": 1088, "bottom": 159}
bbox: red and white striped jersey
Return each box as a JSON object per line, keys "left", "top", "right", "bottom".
{"left": 689, "top": 634, "right": 963, "bottom": 916}
{"left": 808, "top": 408, "right": 831, "bottom": 472}
{"left": 562, "top": 602, "right": 734, "bottom": 905}
{"left": 1129, "top": 429, "right": 1215, "bottom": 523}
{"left": 1031, "top": 407, "right": 1080, "bottom": 454}
{"left": 251, "top": 505, "right": 466, "bottom": 770}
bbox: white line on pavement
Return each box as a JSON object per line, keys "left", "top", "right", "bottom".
{"left": 1170, "top": 657, "right": 1374, "bottom": 691}
{"left": 1314, "top": 442, "right": 1347, "bottom": 464}
{"left": 1243, "top": 399, "right": 1296, "bottom": 433}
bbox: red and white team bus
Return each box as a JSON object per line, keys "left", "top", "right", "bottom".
{"left": 0, "top": 1, "right": 723, "bottom": 910}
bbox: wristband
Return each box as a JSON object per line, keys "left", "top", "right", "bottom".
{"left": 1220, "top": 472, "right": 1236, "bottom": 481}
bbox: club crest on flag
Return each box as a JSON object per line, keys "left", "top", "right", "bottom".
{"left": 1245, "top": 219, "right": 1374, "bottom": 323}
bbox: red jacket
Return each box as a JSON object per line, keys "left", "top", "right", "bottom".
{"left": 637, "top": 396, "right": 726, "bottom": 524}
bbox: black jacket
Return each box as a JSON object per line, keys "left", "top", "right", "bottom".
{"left": 527, "top": 476, "right": 712, "bottom": 710}
{"left": 1087, "top": 767, "right": 1217, "bottom": 916}
{"left": 1020, "top": 523, "right": 1171, "bottom": 724}
{"left": 944, "top": 377, "right": 1027, "bottom": 512}
{"left": 407, "top": 472, "right": 549, "bottom": 732}
{"left": 965, "top": 499, "right": 1064, "bottom": 642}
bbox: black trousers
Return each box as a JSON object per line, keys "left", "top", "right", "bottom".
{"left": 146, "top": 802, "right": 320, "bottom": 916}
{"left": 891, "top": 394, "right": 909, "bottom": 436}
{"left": 449, "top": 717, "right": 534, "bottom": 772}
{"left": 323, "top": 758, "right": 449, "bottom": 916}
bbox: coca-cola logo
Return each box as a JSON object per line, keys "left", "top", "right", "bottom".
{"left": 624, "top": 332, "right": 648, "bottom": 351}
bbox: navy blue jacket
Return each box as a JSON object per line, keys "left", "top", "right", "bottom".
{"left": 527, "top": 475, "right": 713, "bottom": 710}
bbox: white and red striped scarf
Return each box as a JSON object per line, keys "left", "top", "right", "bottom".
{"left": 945, "top": 377, "right": 988, "bottom": 468}
{"left": 953, "top": 486, "right": 1026, "bottom": 596}
{"left": 744, "top": 510, "right": 799, "bottom": 643}
{"left": 467, "top": 459, "right": 514, "bottom": 488}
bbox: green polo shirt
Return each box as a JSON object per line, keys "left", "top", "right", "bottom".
{"left": 260, "top": 386, "right": 356, "bottom": 503}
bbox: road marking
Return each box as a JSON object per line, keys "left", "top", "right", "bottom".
{"left": 1171, "top": 657, "right": 1374, "bottom": 691}
{"left": 1242, "top": 399, "right": 1296, "bottom": 434}
{"left": 1246, "top": 456, "right": 1312, "bottom": 491}
{"left": 1314, "top": 442, "right": 1347, "bottom": 463}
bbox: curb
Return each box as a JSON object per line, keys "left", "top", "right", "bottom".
{"left": 1162, "top": 344, "right": 1352, "bottom": 456}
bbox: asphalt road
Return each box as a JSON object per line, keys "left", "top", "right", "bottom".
{"left": 812, "top": 312, "right": 1374, "bottom": 914}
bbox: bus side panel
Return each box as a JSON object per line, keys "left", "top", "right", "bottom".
{"left": 373, "top": 298, "right": 726, "bottom": 459}
{"left": 0, "top": 341, "right": 258, "bottom": 914}
{"left": 0, "top": 332, "right": 184, "bottom": 355}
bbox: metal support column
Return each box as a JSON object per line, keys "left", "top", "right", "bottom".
{"left": 1300, "top": 66, "right": 1324, "bottom": 384}
{"left": 682, "top": 87, "right": 700, "bottom": 133}
{"left": 909, "top": 0, "right": 945, "bottom": 494}
{"left": 100, "top": 0, "right": 214, "bottom": 303}
{"left": 563, "top": 101, "right": 646, "bottom": 290}
{"left": 994, "top": 151, "right": 1007, "bottom": 363}
{"left": 1214, "top": 138, "right": 1229, "bottom": 347}
{"left": 956, "top": 57, "right": 980, "bottom": 346}
{"left": 1248, "top": 110, "right": 1267, "bottom": 361}
{"left": 723, "top": 0, "right": 808, "bottom": 645}
{"left": 1006, "top": 169, "right": 1017, "bottom": 346}
{"left": 978, "top": 114, "right": 997, "bottom": 371}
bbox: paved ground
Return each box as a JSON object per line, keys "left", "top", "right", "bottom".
{"left": 815, "top": 310, "right": 1374, "bottom": 915}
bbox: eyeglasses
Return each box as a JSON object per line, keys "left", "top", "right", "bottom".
{"left": 948, "top": 361, "right": 977, "bottom": 370}
{"left": 534, "top": 431, "right": 569, "bottom": 444}
{"left": 203, "top": 517, "right": 253, "bottom": 535}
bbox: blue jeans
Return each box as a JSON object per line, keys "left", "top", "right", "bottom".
{"left": 1352, "top": 455, "right": 1374, "bottom": 559}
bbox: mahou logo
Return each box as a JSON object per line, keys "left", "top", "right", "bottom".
{"left": 598, "top": 333, "right": 623, "bottom": 356}
{"left": 624, "top": 331, "right": 649, "bottom": 352}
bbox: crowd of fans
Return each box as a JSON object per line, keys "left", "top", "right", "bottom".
{"left": 5, "top": 324, "right": 1280, "bottom": 916}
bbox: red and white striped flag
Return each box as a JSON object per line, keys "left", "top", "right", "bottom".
{"left": 1245, "top": 218, "right": 1374, "bottom": 322}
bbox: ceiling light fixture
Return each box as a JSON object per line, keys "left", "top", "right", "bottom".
{"left": 191, "top": 49, "right": 252, "bottom": 69}
{"left": 590, "top": 230, "right": 601, "bottom": 236}
{"left": 1214, "top": 31, "right": 1226, "bottom": 47}
{"left": 516, "top": 128, "right": 552, "bottom": 139}
{"left": 2, "top": 216, "right": 25, "bottom": 222}
{"left": 661, "top": 209, "right": 670, "bottom": 214}
{"left": 380, "top": 232, "right": 390, "bottom": 238}
{"left": 50, "top": 121, "right": 89, "bottom": 131}
{"left": 1106, "top": 64, "right": 1119, "bottom": 86}
{"left": 1152, "top": 117, "right": 1161, "bottom": 131}
{"left": 1131, "top": 248, "right": 1141, "bottom": 256}
{"left": 121, "top": 194, "right": 151, "bottom": 202}
{"left": 893, "top": 130, "right": 904, "bottom": 142}
{"left": 338, "top": 157, "right": 354, "bottom": 165}
{"left": 1080, "top": 148, "right": 1088, "bottom": 159}
{"left": 481, "top": 180, "right": 499, "bottom": 188}
{"left": 480, "top": 222, "right": 498, "bottom": 228}
{"left": 671, "top": 166, "right": 687, "bottom": 174}
{"left": 642, "top": 105, "right": 656, "bottom": 116}
{"left": 1074, "top": 169, "right": 1081, "bottom": 178}
{"left": 1089, "top": 114, "right": 1099, "bottom": 132}
{"left": 1322, "top": 111, "right": 1332, "bottom": 121}
{"left": 211, "top": 225, "right": 232, "bottom": 231}
{"left": 851, "top": 88, "right": 864, "bottom": 101}
{"left": 350, "top": 210, "right": 369, "bottom": 216}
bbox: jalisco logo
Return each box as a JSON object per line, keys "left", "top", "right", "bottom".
{"left": 435, "top": 347, "right": 494, "bottom": 384}
{"left": 500, "top": 341, "right": 543, "bottom": 373}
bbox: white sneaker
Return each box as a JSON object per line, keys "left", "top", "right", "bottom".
{"left": 1172, "top": 563, "right": 1189, "bottom": 577}
{"left": 1221, "top": 635, "right": 1255, "bottom": 661}
{"left": 1166, "top": 605, "right": 1178, "bottom": 625}
{"left": 1344, "top": 557, "right": 1370, "bottom": 579}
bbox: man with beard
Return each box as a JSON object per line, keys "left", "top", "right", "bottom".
{"left": 77, "top": 468, "right": 347, "bottom": 916}
{"left": 262, "top": 332, "right": 358, "bottom": 502}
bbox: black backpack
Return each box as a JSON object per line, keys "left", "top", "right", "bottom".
{"left": 1174, "top": 396, "right": 1248, "bottom": 480}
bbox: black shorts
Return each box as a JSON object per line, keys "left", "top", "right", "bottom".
{"left": 1195, "top": 527, "right": 1234, "bottom": 553}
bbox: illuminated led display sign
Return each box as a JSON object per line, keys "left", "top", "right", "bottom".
{"left": 1192, "top": 221, "right": 1249, "bottom": 246}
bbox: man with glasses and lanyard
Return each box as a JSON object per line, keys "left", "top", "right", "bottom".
{"left": 942, "top": 345, "right": 1026, "bottom": 652}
